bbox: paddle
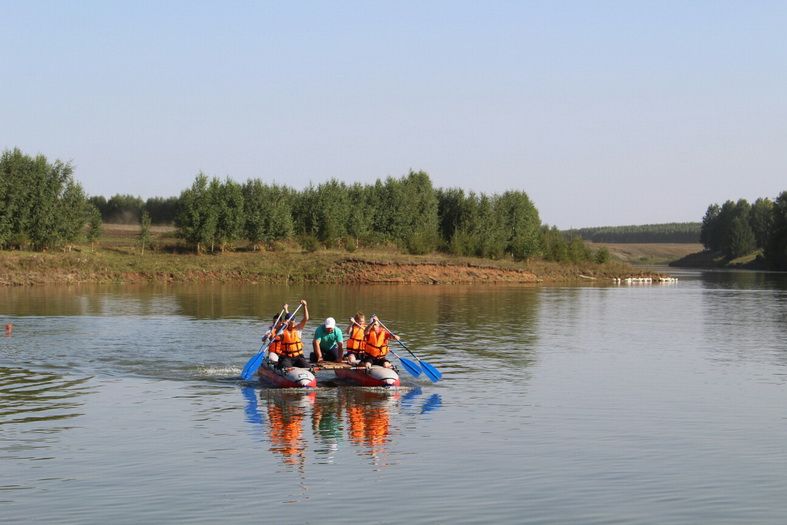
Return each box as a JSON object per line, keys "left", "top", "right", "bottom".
{"left": 374, "top": 316, "right": 442, "bottom": 382}
{"left": 240, "top": 304, "right": 302, "bottom": 381}
{"left": 349, "top": 317, "right": 421, "bottom": 378}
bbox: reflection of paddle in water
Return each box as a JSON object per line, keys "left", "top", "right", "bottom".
{"left": 241, "top": 387, "right": 263, "bottom": 426}
{"left": 421, "top": 393, "right": 442, "bottom": 414}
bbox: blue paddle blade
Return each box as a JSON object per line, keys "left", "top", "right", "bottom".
{"left": 240, "top": 347, "right": 267, "bottom": 380}
{"left": 398, "top": 356, "right": 422, "bottom": 378}
{"left": 420, "top": 360, "right": 442, "bottom": 382}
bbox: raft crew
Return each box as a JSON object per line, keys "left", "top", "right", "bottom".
{"left": 361, "top": 315, "right": 399, "bottom": 369}
{"left": 345, "top": 312, "right": 366, "bottom": 365}
{"left": 311, "top": 317, "right": 344, "bottom": 363}
{"left": 272, "top": 299, "right": 309, "bottom": 369}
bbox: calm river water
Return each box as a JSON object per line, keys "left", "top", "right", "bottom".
{"left": 2, "top": 270, "right": 786, "bottom": 524}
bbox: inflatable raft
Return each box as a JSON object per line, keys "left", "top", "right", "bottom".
{"left": 317, "top": 361, "right": 400, "bottom": 387}
{"left": 257, "top": 360, "right": 317, "bottom": 388}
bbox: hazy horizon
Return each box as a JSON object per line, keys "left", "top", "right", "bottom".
{"left": 2, "top": 1, "right": 785, "bottom": 229}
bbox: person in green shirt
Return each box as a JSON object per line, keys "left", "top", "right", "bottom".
{"left": 311, "top": 317, "right": 344, "bottom": 363}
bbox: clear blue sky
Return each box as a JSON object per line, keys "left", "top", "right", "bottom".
{"left": 2, "top": 1, "right": 785, "bottom": 228}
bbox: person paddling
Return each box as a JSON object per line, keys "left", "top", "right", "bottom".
{"left": 345, "top": 312, "right": 366, "bottom": 365}
{"left": 362, "top": 315, "right": 399, "bottom": 369}
{"left": 262, "top": 311, "right": 286, "bottom": 351}
{"left": 274, "top": 300, "right": 310, "bottom": 369}
{"left": 311, "top": 317, "right": 344, "bottom": 363}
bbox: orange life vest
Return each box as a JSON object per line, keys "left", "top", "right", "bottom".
{"left": 346, "top": 324, "right": 366, "bottom": 352}
{"left": 364, "top": 328, "right": 389, "bottom": 358}
{"left": 280, "top": 328, "right": 304, "bottom": 357}
{"left": 268, "top": 334, "right": 282, "bottom": 355}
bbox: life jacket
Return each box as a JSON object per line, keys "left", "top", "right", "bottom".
{"left": 267, "top": 324, "right": 283, "bottom": 355}
{"left": 269, "top": 334, "right": 282, "bottom": 355}
{"left": 346, "top": 324, "right": 366, "bottom": 352}
{"left": 280, "top": 328, "right": 304, "bottom": 357}
{"left": 364, "top": 328, "right": 389, "bottom": 358}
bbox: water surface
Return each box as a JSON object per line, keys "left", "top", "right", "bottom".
{"left": 1, "top": 273, "right": 786, "bottom": 523}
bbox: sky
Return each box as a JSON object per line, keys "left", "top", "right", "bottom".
{"left": 1, "top": 1, "right": 786, "bottom": 228}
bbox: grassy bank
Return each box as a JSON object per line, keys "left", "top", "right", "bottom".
{"left": 669, "top": 249, "right": 765, "bottom": 270}
{"left": 587, "top": 242, "right": 704, "bottom": 265}
{"left": 0, "top": 225, "right": 662, "bottom": 286}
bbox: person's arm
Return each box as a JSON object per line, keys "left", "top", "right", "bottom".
{"left": 297, "top": 299, "right": 309, "bottom": 330}
{"left": 313, "top": 334, "right": 322, "bottom": 362}
{"left": 364, "top": 316, "right": 377, "bottom": 335}
{"left": 336, "top": 329, "right": 344, "bottom": 361}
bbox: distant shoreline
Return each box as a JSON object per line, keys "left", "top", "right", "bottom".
{"left": 0, "top": 249, "right": 666, "bottom": 287}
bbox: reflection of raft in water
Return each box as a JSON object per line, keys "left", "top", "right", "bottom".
{"left": 315, "top": 361, "right": 400, "bottom": 388}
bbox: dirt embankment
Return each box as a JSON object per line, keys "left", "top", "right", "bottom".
{"left": 326, "top": 258, "right": 540, "bottom": 284}
{"left": 0, "top": 249, "right": 669, "bottom": 287}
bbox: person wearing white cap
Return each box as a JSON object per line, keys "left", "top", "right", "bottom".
{"left": 311, "top": 316, "right": 344, "bottom": 363}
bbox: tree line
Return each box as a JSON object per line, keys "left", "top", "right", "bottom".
{"left": 0, "top": 148, "right": 95, "bottom": 250}
{"left": 1, "top": 148, "right": 612, "bottom": 264}
{"left": 700, "top": 192, "right": 787, "bottom": 269}
{"left": 566, "top": 223, "right": 701, "bottom": 244}
{"left": 89, "top": 194, "right": 179, "bottom": 225}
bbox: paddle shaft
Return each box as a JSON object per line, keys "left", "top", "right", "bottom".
{"left": 373, "top": 318, "right": 419, "bottom": 361}
{"left": 374, "top": 316, "right": 442, "bottom": 382}
{"left": 350, "top": 318, "right": 421, "bottom": 378}
{"left": 241, "top": 303, "right": 303, "bottom": 380}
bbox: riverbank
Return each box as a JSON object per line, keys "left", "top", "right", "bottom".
{"left": 586, "top": 242, "right": 703, "bottom": 265}
{"left": 0, "top": 248, "right": 659, "bottom": 286}
{"left": 669, "top": 249, "right": 765, "bottom": 270}
{"left": 0, "top": 224, "right": 677, "bottom": 286}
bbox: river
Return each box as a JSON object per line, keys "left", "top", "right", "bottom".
{"left": 1, "top": 270, "right": 786, "bottom": 524}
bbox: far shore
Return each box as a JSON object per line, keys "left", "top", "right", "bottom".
{"left": 0, "top": 224, "right": 684, "bottom": 286}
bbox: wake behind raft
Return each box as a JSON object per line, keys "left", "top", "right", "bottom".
{"left": 257, "top": 356, "right": 400, "bottom": 389}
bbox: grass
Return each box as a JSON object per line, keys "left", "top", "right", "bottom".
{"left": 587, "top": 242, "right": 704, "bottom": 265}
{"left": 0, "top": 224, "right": 657, "bottom": 286}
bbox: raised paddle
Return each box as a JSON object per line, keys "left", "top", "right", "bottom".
{"left": 349, "top": 317, "right": 421, "bottom": 378}
{"left": 374, "top": 316, "right": 442, "bottom": 383}
{"left": 240, "top": 308, "right": 284, "bottom": 380}
{"left": 240, "top": 303, "right": 303, "bottom": 381}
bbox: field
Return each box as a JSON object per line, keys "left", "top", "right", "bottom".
{"left": 0, "top": 225, "right": 663, "bottom": 286}
{"left": 588, "top": 242, "right": 704, "bottom": 265}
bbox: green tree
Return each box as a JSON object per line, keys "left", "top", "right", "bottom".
{"left": 541, "top": 226, "right": 569, "bottom": 262}
{"left": 144, "top": 196, "right": 179, "bottom": 224}
{"left": 104, "top": 194, "right": 144, "bottom": 224}
{"left": 472, "top": 194, "right": 505, "bottom": 258}
{"left": 139, "top": 210, "right": 152, "bottom": 255}
{"left": 594, "top": 246, "right": 611, "bottom": 264}
{"left": 567, "top": 236, "right": 591, "bottom": 262}
{"left": 213, "top": 178, "right": 245, "bottom": 252}
{"left": 700, "top": 203, "right": 721, "bottom": 251}
{"left": 56, "top": 179, "right": 90, "bottom": 250}
{"left": 496, "top": 190, "right": 541, "bottom": 260}
{"left": 765, "top": 191, "right": 787, "bottom": 270}
{"left": 86, "top": 205, "right": 103, "bottom": 252}
{"left": 0, "top": 149, "right": 90, "bottom": 250}
{"left": 749, "top": 197, "right": 774, "bottom": 249}
{"left": 175, "top": 173, "right": 218, "bottom": 253}
{"left": 314, "top": 179, "right": 349, "bottom": 247}
{"left": 727, "top": 216, "right": 756, "bottom": 258}
{"left": 346, "top": 182, "right": 374, "bottom": 247}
